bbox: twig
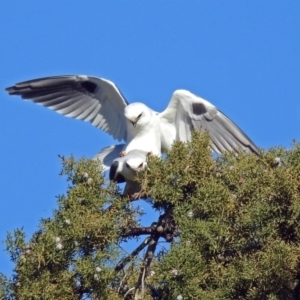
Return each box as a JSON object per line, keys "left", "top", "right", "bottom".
{"left": 134, "top": 235, "right": 159, "bottom": 299}
{"left": 115, "top": 237, "right": 152, "bottom": 272}
{"left": 118, "top": 272, "right": 128, "bottom": 294}
{"left": 124, "top": 287, "right": 135, "bottom": 299}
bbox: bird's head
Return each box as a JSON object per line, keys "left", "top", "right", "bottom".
{"left": 124, "top": 156, "right": 147, "bottom": 180}
{"left": 109, "top": 152, "right": 148, "bottom": 183}
{"left": 124, "top": 103, "right": 153, "bottom": 128}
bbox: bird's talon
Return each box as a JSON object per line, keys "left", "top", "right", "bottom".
{"left": 119, "top": 151, "right": 126, "bottom": 157}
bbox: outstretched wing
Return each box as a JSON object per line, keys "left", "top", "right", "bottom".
{"left": 93, "top": 144, "right": 126, "bottom": 171}
{"left": 5, "top": 75, "right": 128, "bottom": 141}
{"left": 159, "top": 89, "right": 259, "bottom": 154}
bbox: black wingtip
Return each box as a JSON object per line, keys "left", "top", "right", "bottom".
{"left": 5, "top": 86, "right": 14, "bottom": 94}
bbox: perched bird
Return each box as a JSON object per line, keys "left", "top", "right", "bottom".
{"left": 5, "top": 75, "right": 259, "bottom": 169}
{"left": 108, "top": 150, "right": 148, "bottom": 196}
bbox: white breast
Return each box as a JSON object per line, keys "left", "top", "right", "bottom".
{"left": 125, "top": 115, "right": 162, "bottom": 156}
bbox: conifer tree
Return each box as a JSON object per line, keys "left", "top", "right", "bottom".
{"left": 1, "top": 132, "right": 300, "bottom": 299}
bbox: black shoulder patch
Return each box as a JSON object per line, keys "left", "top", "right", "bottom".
{"left": 192, "top": 103, "right": 207, "bottom": 115}
{"left": 109, "top": 161, "right": 119, "bottom": 181}
{"left": 109, "top": 161, "right": 126, "bottom": 183}
{"left": 115, "top": 174, "right": 126, "bottom": 183}
{"left": 81, "top": 81, "right": 97, "bottom": 94}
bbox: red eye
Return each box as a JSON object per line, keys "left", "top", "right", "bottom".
{"left": 138, "top": 162, "right": 143, "bottom": 168}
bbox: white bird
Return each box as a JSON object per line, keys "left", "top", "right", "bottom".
{"left": 108, "top": 150, "right": 148, "bottom": 196}
{"left": 5, "top": 75, "right": 259, "bottom": 169}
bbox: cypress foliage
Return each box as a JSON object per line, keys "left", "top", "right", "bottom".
{"left": 1, "top": 132, "right": 300, "bottom": 299}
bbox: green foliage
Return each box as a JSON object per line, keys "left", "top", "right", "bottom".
{"left": 2, "top": 157, "right": 142, "bottom": 299}
{"left": 2, "top": 132, "right": 300, "bottom": 299}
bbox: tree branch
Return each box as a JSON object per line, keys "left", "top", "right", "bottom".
{"left": 115, "top": 237, "right": 152, "bottom": 272}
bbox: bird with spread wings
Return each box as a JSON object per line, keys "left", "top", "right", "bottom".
{"left": 5, "top": 75, "right": 259, "bottom": 172}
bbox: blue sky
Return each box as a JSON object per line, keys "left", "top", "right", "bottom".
{"left": 1, "top": 1, "right": 299, "bottom": 275}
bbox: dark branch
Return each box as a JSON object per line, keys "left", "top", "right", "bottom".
{"left": 115, "top": 237, "right": 152, "bottom": 272}
{"left": 134, "top": 235, "right": 159, "bottom": 298}
{"left": 121, "top": 223, "right": 158, "bottom": 238}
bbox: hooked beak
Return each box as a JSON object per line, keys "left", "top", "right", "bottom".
{"left": 130, "top": 120, "right": 138, "bottom": 127}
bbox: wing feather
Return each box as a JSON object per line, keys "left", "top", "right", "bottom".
{"left": 159, "top": 89, "right": 259, "bottom": 155}
{"left": 207, "top": 121, "right": 237, "bottom": 152}
{"left": 24, "top": 91, "right": 74, "bottom": 102}
{"left": 84, "top": 102, "right": 101, "bottom": 122}
{"left": 33, "top": 93, "right": 79, "bottom": 107}
{"left": 63, "top": 98, "right": 95, "bottom": 118}
{"left": 91, "top": 114, "right": 103, "bottom": 127}
{"left": 55, "top": 95, "right": 89, "bottom": 115}
{"left": 93, "top": 144, "right": 126, "bottom": 171}
{"left": 209, "top": 117, "right": 243, "bottom": 152}
{"left": 5, "top": 75, "right": 128, "bottom": 141}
